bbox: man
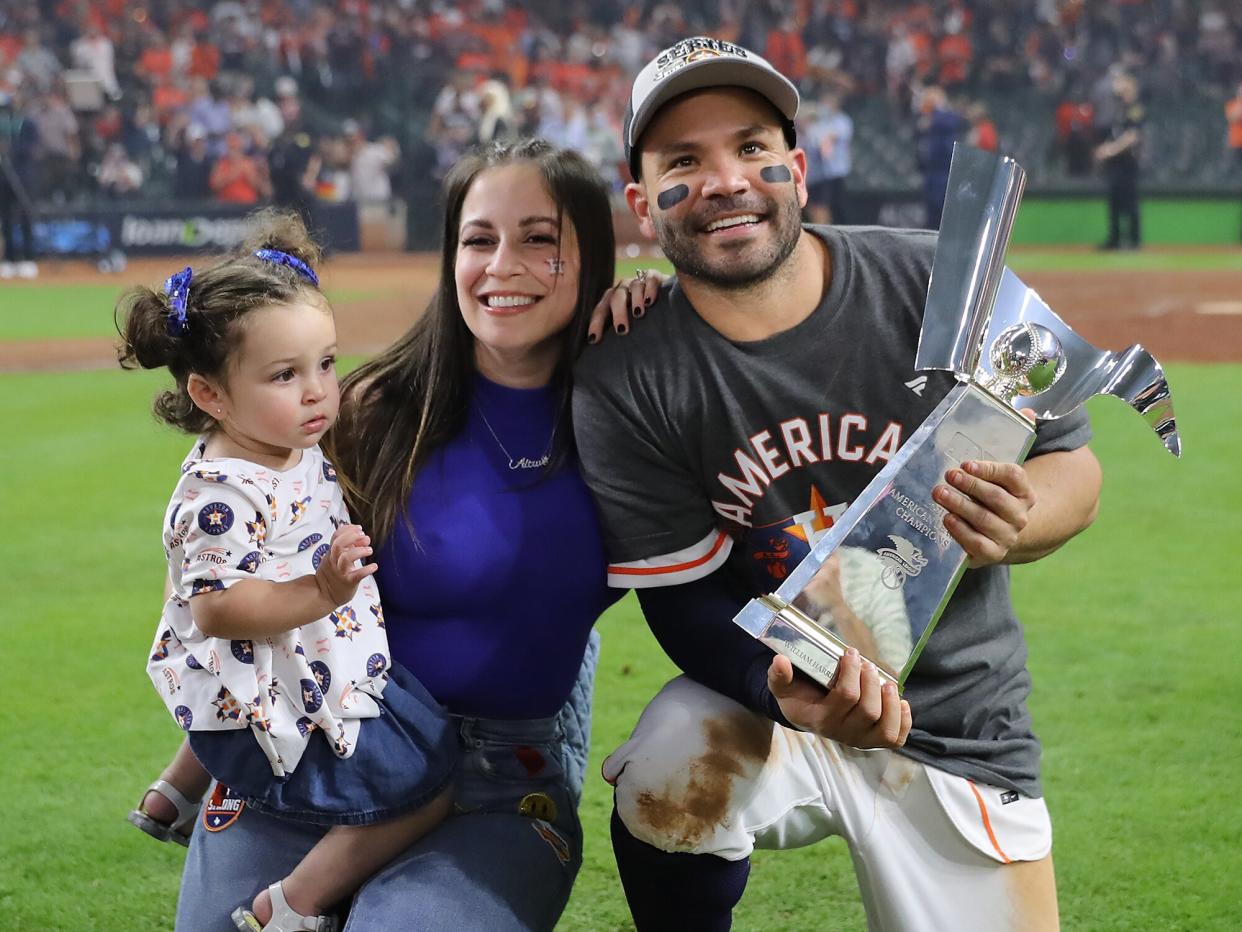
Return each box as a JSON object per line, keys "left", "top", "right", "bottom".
{"left": 0, "top": 89, "right": 39, "bottom": 279}
{"left": 802, "top": 87, "right": 852, "bottom": 225}
{"left": 1227, "top": 82, "right": 1242, "bottom": 242}
{"left": 16, "top": 28, "right": 61, "bottom": 94}
{"left": 69, "top": 21, "right": 120, "bottom": 101}
{"left": 914, "top": 84, "right": 967, "bottom": 229}
{"left": 343, "top": 119, "right": 400, "bottom": 204}
{"left": 1227, "top": 82, "right": 1242, "bottom": 176}
{"left": 573, "top": 37, "right": 1102, "bottom": 930}
{"left": 1094, "top": 71, "right": 1143, "bottom": 250}
{"left": 268, "top": 78, "right": 321, "bottom": 228}
{"left": 28, "top": 84, "right": 80, "bottom": 204}
{"left": 173, "top": 123, "right": 214, "bottom": 200}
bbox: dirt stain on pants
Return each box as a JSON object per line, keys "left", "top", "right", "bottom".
{"left": 632, "top": 710, "right": 774, "bottom": 849}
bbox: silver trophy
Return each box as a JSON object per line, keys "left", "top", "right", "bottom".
{"left": 733, "top": 145, "right": 1181, "bottom": 690}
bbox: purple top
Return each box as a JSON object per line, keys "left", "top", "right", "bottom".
{"left": 375, "top": 374, "right": 618, "bottom": 719}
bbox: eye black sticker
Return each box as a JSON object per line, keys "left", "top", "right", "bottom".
{"left": 760, "top": 165, "right": 793, "bottom": 183}
{"left": 657, "top": 184, "right": 690, "bottom": 209}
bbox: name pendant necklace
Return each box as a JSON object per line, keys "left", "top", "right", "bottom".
{"left": 476, "top": 403, "right": 559, "bottom": 471}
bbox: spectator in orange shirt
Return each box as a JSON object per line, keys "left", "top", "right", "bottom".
{"left": 966, "top": 101, "right": 997, "bottom": 152}
{"left": 189, "top": 35, "right": 220, "bottom": 80}
{"left": 209, "top": 131, "right": 270, "bottom": 204}
{"left": 138, "top": 42, "right": 173, "bottom": 84}
{"left": 907, "top": 25, "right": 935, "bottom": 83}
{"left": 152, "top": 82, "right": 191, "bottom": 122}
{"left": 1055, "top": 90, "right": 1095, "bottom": 177}
{"left": 766, "top": 18, "right": 807, "bottom": 84}
{"left": 1226, "top": 83, "right": 1242, "bottom": 174}
{"left": 93, "top": 102, "right": 124, "bottom": 147}
{"left": 935, "top": 23, "right": 972, "bottom": 91}
{"left": 1226, "top": 82, "right": 1242, "bottom": 241}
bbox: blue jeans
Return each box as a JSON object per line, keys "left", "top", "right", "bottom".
{"left": 175, "top": 632, "right": 597, "bottom": 931}
{"left": 188, "top": 662, "right": 457, "bottom": 825}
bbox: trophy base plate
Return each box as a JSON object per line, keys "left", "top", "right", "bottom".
{"left": 737, "top": 594, "right": 900, "bottom": 691}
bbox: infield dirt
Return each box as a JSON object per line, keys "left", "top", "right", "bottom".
{"left": 2, "top": 251, "right": 1239, "bottom": 371}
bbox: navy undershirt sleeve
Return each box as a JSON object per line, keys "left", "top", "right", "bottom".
{"left": 635, "top": 567, "right": 797, "bottom": 729}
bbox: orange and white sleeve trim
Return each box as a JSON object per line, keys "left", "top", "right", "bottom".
{"left": 607, "top": 529, "right": 733, "bottom": 589}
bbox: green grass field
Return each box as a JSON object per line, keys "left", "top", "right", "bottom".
{"left": 0, "top": 284, "right": 401, "bottom": 342}
{"left": 2, "top": 251, "right": 1239, "bottom": 929}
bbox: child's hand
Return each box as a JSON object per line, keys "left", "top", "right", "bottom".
{"left": 314, "top": 523, "right": 378, "bottom": 609}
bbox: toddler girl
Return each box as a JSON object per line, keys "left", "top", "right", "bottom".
{"left": 118, "top": 211, "right": 456, "bottom": 932}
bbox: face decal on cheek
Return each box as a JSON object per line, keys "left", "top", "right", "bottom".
{"left": 760, "top": 165, "right": 793, "bottom": 183}
{"left": 656, "top": 184, "right": 690, "bottom": 210}
{"left": 545, "top": 257, "right": 565, "bottom": 275}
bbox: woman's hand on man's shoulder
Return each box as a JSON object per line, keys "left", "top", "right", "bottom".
{"left": 586, "top": 268, "right": 667, "bottom": 344}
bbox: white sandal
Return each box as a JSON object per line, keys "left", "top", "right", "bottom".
{"left": 127, "top": 779, "right": 200, "bottom": 847}
{"left": 231, "top": 882, "right": 338, "bottom": 932}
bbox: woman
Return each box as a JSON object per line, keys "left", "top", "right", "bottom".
{"left": 173, "top": 139, "right": 659, "bottom": 931}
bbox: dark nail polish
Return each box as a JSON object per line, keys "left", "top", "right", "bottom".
{"left": 632, "top": 308, "right": 645, "bottom": 318}
{"left": 588, "top": 333, "right": 599, "bottom": 344}
{"left": 616, "top": 324, "right": 628, "bottom": 335}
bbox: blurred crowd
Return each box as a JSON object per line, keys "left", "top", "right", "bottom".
{"left": 0, "top": 0, "right": 1240, "bottom": 213}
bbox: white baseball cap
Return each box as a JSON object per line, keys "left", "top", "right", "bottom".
{"left": 624, "top": 37, "right": 800, "bottom": 179}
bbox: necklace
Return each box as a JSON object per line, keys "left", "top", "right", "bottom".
{"left": 475, "top": 402, "right": 559, "bottom": 470}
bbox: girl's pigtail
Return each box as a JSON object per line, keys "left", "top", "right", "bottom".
{"left": 116, "top": 286, "right": 181, "bottom": 371}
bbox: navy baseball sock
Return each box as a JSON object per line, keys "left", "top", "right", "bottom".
{"left": 610, "top": 807, "right": 749, "bottom": 930}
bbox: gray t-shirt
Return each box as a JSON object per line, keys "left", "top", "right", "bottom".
{"left": 573, "top": 224, "right": 1092, "bottom": 796}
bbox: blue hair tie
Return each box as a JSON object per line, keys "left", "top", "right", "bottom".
{"left": 163, "top": 267, "right": 193, "bottom": 336}
{"left": 254, "top": 249, "right": 320, "bottom": 286}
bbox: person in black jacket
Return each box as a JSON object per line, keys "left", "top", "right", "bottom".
{"left": 0, "top": 90, "right": 39, "bottom": 278}
{"left": 1094, "top": 71, "right": 1144, "bottom": 250}
{"left": 172, "top": 124, "right": 214, "bottom": 200}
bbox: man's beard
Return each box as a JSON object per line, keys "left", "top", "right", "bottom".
{"left": 651, "top": 189, "right": 803, "bottom": 289}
